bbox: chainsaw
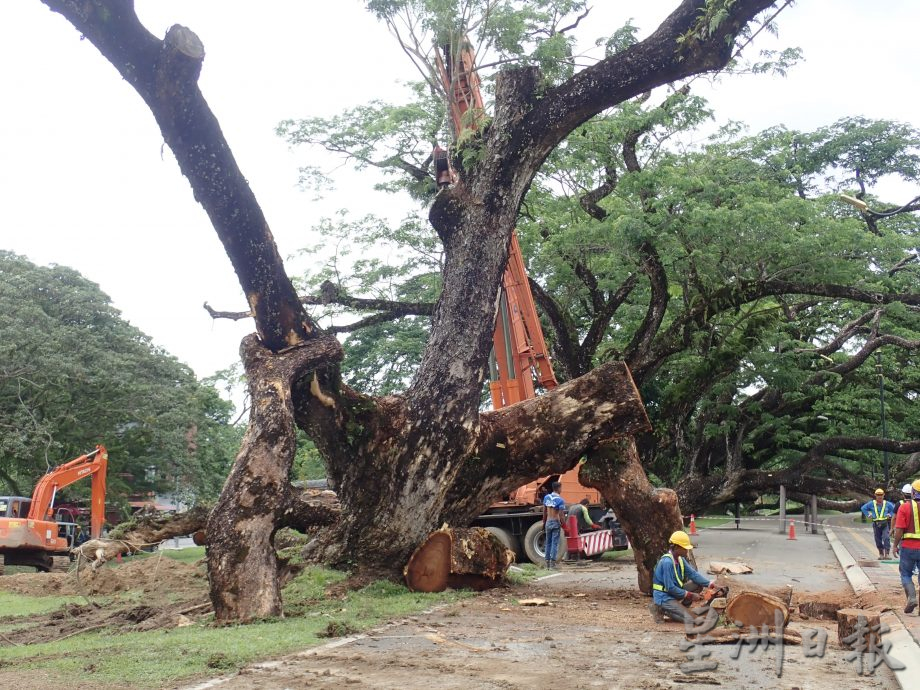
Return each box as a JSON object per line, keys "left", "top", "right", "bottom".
{"left": 701, "top": 584, "right": 729, "bottom": 603}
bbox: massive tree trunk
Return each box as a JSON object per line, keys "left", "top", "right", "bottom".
{"left": 207, "top": 335, "right": 342, "bottom": 621}
{"left": 44, "top": 0, "right": 778, "bottom": 620}
{"left": 299, "top": 360, "right": 650, "bottom": 577}
{"left": 581, "top": 438, "right": 684, "bottom": 594}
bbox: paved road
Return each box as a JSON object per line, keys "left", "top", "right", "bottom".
{"left": 689, "top": 517, "right": 843, "bottom": 595}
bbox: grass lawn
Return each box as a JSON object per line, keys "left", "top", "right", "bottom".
{"left": 0, "top": 559, "right": 472, "bottom": 688}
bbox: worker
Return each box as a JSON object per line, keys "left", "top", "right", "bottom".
{"left": 542, "top": 481, "right": 565, "bottom": 569}
{"left": 861, "top": 488, "right": 896, "bottom": 559}
{"left": 891, "top": 479, "right": 920, "bottom": 613}
{"left": 649, "top": 530, "right": 716, "bottom": 624}
{"left": 567, "top": 498, "right": 601, "bottom": 533}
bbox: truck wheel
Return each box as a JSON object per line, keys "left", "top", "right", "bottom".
{"left": 484, "top": 527, "right": 520, "bottom": 559}
{"left": 523, "top": 522, "right": 567, "bottom": 565}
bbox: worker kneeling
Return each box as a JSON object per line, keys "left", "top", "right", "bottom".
{"left": 649, "top": 530, "right": 715, "bottom": 624}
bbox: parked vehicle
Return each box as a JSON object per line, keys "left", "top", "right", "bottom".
{"left": 0, "top": 445, "right": 107, "bottom": 571}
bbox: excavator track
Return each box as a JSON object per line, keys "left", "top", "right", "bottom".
{"left": 51, "top": 555, "right": 72, "bottom": 573}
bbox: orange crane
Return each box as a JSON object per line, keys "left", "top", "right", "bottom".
{"left": 435, "top": 39, "right": 627, "bottom": 563}
{"left": 0, "top": 445, "right": 108, "bottom": 571}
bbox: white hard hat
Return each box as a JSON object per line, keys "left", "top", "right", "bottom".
{"left": 904, "top": 484, "right": 913, "bottom": 495}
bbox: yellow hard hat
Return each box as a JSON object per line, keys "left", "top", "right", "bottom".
{"left": 669, "top": 530, "right": 693, "bottom": 550}
{"left": 912, "top": 479, "right": 920, "bottom": 494}
{"left": 874, "top": 488, "right": 885, "bottom": 495}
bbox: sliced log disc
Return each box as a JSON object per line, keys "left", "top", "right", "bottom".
{"left": 405, "top": 527, "right": 514, "bottom": 593}
{"left": 404, "top": 531, "right": 452, "bottom": 593}
{"left": 724, "top": 591, "right": 790, "bottom": 628}
{"left": 837, "top": 608, "right": 881, "bottom": 648}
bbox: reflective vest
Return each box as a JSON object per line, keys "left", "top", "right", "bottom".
{"left": 652, "top": 552, "right": 685, "bottom": 592}
{"left": 871, "top": 501, "right": 889, "bottom": 522}
{"left": 905, "top": 500, "right": 920, "bottom": 540}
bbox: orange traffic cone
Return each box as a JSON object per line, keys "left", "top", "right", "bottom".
{"left": 689, "top": 514, "right": 697, "bottom": 535}
{"left": 787, "top": 520, "right": 797, "bottom": 540}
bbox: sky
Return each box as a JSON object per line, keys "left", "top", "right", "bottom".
{"left": 3, "top": 1, "right": 919, "bottom": 388}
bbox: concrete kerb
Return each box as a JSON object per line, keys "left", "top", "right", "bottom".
{"left": 822, "top": 521, "right": 920, "bottom": 686}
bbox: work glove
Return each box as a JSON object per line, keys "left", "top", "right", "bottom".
{"left": 683, "top": 592, "right": 701, "bottom": 605}
{"left": 591, "top": 523, "right": 601, "bottom": 529}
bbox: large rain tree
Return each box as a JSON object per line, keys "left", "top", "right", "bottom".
{"left": 41, "top": 0, "right": 785, "bottom": 620}
{"left": 278, "top": 100, "right": 920, "bottom": 587}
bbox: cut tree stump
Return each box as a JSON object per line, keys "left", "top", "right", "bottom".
{"left": 405, "top": 527, "right": 514, "bottom": 593}
{"left": 837, "top": 608, "right": 881, "bottom": 648}
{"left": 724, "top": 591, "right": 789, "bottom": 628}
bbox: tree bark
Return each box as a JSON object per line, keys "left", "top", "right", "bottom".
{"left": 579, "top": 438, "right": 684, "bottom": 594}
{"left": 206, "top": 334, "right": 342, "bottom": 622}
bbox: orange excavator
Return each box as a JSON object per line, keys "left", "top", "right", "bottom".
{"left": 0, "top": 445, "right": 107, "bottom": 571}
{"left": 434, "top": 39, "right": 628, "bottom": 563}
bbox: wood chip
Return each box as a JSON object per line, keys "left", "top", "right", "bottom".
{"left": 707, "top": 561, "right": 753, "bottom": 575}
{"left": 519, "top": 598, "right": 550, "bottom": 606}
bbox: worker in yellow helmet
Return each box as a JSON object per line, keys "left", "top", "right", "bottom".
{"left": 649, "top": 530, "right": 716, "bottom": 624}
{"left": 892, "top": 480, "right": 920, "bottom": 613}
{"left": 861, "top": 488, "right": 896, "bottom": 559}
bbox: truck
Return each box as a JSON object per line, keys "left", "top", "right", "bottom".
{"left": 435, "top": 39, "right": 629, "bottom": 564}
{"left": 0, "top": 445, "right": 108, "bottom": 571}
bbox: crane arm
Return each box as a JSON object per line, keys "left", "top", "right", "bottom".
{"left": 27, "top": 446, "right": 108, "bottom": 538}
{"left": 433, "top": 38, "right": 558, "bottom": 409}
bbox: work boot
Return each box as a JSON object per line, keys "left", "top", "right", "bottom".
{"left": 648, "top": 602, "right": 664, "bottom": 623}
{"left": 905, "top": 600, "right": 917, "bottom": 614}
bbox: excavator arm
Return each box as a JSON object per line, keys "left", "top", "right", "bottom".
{"left": 27, "top": 446, "right": 108, "bottom": 538}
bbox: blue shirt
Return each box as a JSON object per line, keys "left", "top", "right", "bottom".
{"left": 861, "top": 500, "right": 895, "bottom": 521}
{"left": 543, "top": 492, "right": 565, "bottom": 523}
{"left": 652, "top": 552, "right": 710, "bottom": 605}
{"left": 543, "top": 491, "right": 565, "bottom": 509}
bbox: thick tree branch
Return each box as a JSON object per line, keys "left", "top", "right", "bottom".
{"left": 43, "top": 0, "right": 314, "bottom": 351}
{"left": 527, "top": 0, "right": 776, "bottom": 156}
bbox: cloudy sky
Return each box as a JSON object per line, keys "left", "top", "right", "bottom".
{"left": 3, "top": 1, "right": 918, "bottom": 383}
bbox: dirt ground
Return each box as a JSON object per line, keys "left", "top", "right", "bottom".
{"left": 187, "top": 561, "right": 895, "bottom": 690}
{"left": 0, "top": 557, "right": 898, "bottom": 689}
{"left": 0, "top": 556, "right": 210, "bottom": 646}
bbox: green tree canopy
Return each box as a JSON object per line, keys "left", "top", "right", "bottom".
{"left": 0, "top": 251, "right": 240, "bottom": 506}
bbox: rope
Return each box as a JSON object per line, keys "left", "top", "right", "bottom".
{"left": 683, "top": 514, "right": 896, "bottom": 535}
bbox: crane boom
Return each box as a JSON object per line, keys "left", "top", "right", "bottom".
{"left": 434, "top": 38, "right": 558, "bottom": 405}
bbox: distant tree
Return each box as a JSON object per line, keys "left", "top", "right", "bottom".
{"left": 0, "top": 252, "right": 240, "bottom": 503}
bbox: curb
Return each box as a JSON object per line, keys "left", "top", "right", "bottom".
{"left": 823, "top": 519, "right": 918, "bottom": 687}
{"left": 824, "top": 526, "right": 875, "bottom": 595}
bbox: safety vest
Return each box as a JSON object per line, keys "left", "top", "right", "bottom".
{"left": 652, "top": 552, "right": 685, "bottom": 592}
{"left": 904, "top": 500, "right": 920, "bottom": 540}
{"left": 871, "top": 501, "right": 889, "bottom": 522}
